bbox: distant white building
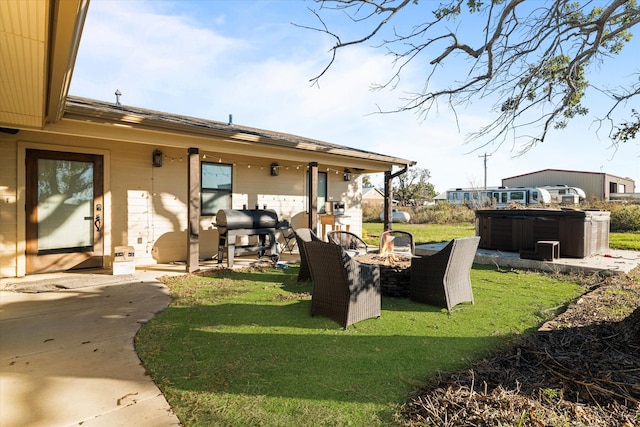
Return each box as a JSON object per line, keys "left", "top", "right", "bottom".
{"left": 502, "top": 169, "right": 636, "bottom": 201}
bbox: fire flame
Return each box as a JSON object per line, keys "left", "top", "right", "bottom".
{"left": 375, "top": 233, "right": 410, "bottom": 266}
{"left": 381, "top": 234, "right": 395, "bottom": 255}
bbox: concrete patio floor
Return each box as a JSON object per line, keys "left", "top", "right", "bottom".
{"left": 0, "top": 270, "right": 182, "bottom": 427}
{"left": 416, "top": 243, "right": 640, "bottom": 275}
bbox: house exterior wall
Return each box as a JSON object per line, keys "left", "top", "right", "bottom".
{"left": 502, "top": 169, "right": 635, "bottom": 201}
{"left": 0, "top": 130, "right": 363, "bottom": 277}
{"left": 0, "top": 139, "right": 18, "bottom": 278}
{"left": 604, "top": 174, "right": 635, "bottom": 200}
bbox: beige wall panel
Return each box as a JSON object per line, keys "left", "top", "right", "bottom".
{"left": 3, "top": 131, "right": 368, "bottom": 274}
{"left": 0, "top": 138, "right": 18, "bottom": 277}
{"left": 230, "top": 164, "right": 364, "bottom": 236}
{"left": 337, "top": 177, "right": 363, "bottom": 236}
{"left": 109, "top": 144, "right": 189, "bottom": 265}
{"left": 233, "top": 164, "right": 307, "bottom": 222}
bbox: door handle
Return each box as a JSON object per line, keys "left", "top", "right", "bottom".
{"left": 94, "top": 214, "right": 101, "bottom": 232}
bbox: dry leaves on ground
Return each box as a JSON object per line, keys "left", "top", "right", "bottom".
{"left": 402, "top": 268, "right": 640, "bottom": 426}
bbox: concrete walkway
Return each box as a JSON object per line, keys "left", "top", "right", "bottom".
{"left": 0, "top": 273, "right": 182, "bottom": 427}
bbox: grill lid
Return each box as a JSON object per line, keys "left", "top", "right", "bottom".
{"left": 216, "top": 209, "right": 278, "bottom": 229}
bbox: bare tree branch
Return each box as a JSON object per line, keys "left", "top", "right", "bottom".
{"left": 302, "top": 0, "right": 640, "bottom": 151}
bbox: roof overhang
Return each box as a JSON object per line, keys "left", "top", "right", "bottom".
{"left": 0, "top": 0, "right": 89, "bottom": 130}
{"left": 47, "top": 96, "right": 416, "bottom": 174}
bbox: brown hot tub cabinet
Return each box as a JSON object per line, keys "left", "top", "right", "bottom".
{"left": 475, "top": 209, "right": 610, "bottom": 258}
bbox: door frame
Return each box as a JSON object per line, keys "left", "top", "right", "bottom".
{"left": 17, "top": 142, "right": 111, "bottom": 276}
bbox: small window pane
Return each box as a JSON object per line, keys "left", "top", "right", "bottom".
{"left": 202, "top": 162, "right": 232, "bottom": 216}
{"left": 202, "top": 163, "right": 232, "bottom": 189}
{"left": 318, "top": 172, "right": 327, "bottom": 212}
{"left": 202, "top": 192, "right": 231, "bottom": 214}
{"left": 511, "top": 191, "right": 524, "bottom": 201}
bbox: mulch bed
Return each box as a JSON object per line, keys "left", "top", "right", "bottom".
{"left": 401, "top": 268, "right": 640, "bottom": 426}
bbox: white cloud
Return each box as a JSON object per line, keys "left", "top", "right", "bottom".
{"left": 71, "top": 1, "right": 640, "bottom": 193}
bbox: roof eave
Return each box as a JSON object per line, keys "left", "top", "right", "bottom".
{"left": 45, "top": 0, "right": 90, "bottom": 125}
{"left": 62, "top": 97, "right": 416, "bottom": 171}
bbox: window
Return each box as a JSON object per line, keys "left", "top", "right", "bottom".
{"left": 201, "top": 162, "right": 232, "bottom": 216}
{"left": 610, "top": 182, "right": 620, "bottom": 193}
{"left": 510, "top": 191, "right": 524, "bottom": 201}
{"left": 318, "top": 172, "right": 328, "bottom": 212}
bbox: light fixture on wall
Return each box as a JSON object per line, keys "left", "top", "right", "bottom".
{"left": 270, "top": 163, "right": 279, "bottom": 176}
{"left": 152, "top": 149, "right": 163, "bottom": 167}
{"left": 343, "top": 169, "right": 352, "bottom": 181}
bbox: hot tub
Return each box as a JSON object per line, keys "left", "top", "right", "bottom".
{"left": 475, "top": 209, "right": 610, "bottom": 258}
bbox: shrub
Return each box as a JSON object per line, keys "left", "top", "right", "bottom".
{"left": 607, "top": 204, "right": 640, "bottom": 232}
{"left": 579, "top": 201, "right": 640, "bottom": 232}
{"left": 364, "top": 199, "right": 640, "bottom": 231}
{"left": 410, "top": 203, "right": 475, "bottom": 224}
{"left": 362, "top": 204, "right": 383, "bottom": 222}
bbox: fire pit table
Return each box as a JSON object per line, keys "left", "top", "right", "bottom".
{"left": 354, "top": 253, "right": 414, "bottom": 297}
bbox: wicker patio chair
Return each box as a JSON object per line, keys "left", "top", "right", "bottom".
{"left": 294, "top": 228, "right": 321, "bottom": 282}
{"left": 327, "top": 230, "right": 376, "bottom": 256}
{"left": 303, "top": 239, "right": 381, "bottom": 328}
{"left": 410, "top": 236, "right": 480, "bottom": 312}
{"left": 379, "top": 230, "right": 415, "bottom": 254}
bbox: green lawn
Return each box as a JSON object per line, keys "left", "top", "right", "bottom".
{"left": 609, "top": 230, "right": 640, "bottom": 250}
{"left": 362, "top": 222, "right": 475, "bottom": 246}
{"left": 136, "top": 264, "right": 584, "bottom": 426}
{"left": 136, "top": 223, "right": 639, "bottom": 426}
{"left": 363, "top": 222, "right": 640, "bottom": 250}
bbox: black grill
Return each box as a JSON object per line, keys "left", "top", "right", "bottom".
{"left": 216, "top": 209, "right": 280, "bottom": 267}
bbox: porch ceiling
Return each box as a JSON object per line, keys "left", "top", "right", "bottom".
{"left": 0, "top": 0, "right": 88, "bottom": 130}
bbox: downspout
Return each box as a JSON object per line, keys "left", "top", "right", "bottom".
{"left": 383, "top": 165, "right": 410, "bottom": 232}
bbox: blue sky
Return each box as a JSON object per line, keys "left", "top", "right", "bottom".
{"left": 70, "top": 0, "right": 639, "bottom": 193}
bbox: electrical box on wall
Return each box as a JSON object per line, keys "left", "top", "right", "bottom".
{"left": 113, "top": 246, "right": 135, "bottom": 275}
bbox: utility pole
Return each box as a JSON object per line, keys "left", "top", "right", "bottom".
{"left": 479, "top": 152, "right": 492, "bottom": 190}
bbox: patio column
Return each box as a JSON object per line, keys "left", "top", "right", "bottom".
{"left": 186, "top": 147, "right": 200, "bottom": 273}
{"left": 384, "top": 165, "right": 410, "bottom": 232}
{"left": 308, "top": 162, "right": 318, "bottom": 234}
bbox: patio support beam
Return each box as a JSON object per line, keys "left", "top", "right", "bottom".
{"left": 308, "top": 162, "right": 318, "bottom": 234}
{"left": 383, "top": 165, "right": 410, "bottom": 231}
{"left": 186, "top": 147, "right": 200, "bottom": 273}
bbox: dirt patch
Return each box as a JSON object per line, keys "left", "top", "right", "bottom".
{"left": 401, "top": 267, "right": 640, "bottom": 426}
